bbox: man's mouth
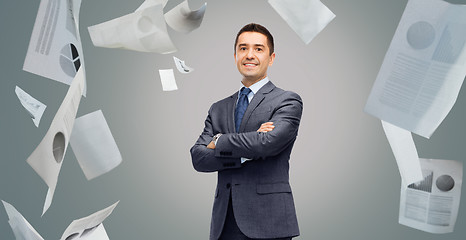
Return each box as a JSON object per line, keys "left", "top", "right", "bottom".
{"left": 244, "top": 63, "right": 257, "bottom": 67}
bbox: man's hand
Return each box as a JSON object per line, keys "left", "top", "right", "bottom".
{"left": 207, "top": 141, "right": 216, "bottom": 149}
{"left": 257, "top": 122, "right": 275, "bottom": 133}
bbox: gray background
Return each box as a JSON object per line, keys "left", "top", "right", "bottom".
{"left": 1, "top": 0, "right": 466, "bottom": 239}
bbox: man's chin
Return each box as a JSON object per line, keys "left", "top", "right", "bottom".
{"left": 242, "top": 75, "right": 259, "bottom": 81}
{"left": 240, "top": 71, "right": 258, "bottom": 78}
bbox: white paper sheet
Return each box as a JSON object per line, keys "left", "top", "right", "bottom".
{"left": 43, "top": 187, "right": 55, "bottom": 217}
{"left": 268, "top": 0, "right": 335, "bottom": 44}
{"left": 2, "top": 200, "right": 115, "bottom": 240}
{"left": 173, "top": 56, "right": 194, "bottom": 73}
{"left": 23, "top": 0, "right": 86, "bottom": 96}
{"left": 159, "top": 69, "right": 178, "bottom": 91}
{"left": 70, "top": 110, "right": 122, "bottom": 180}
{"left": 164, "top": 0, "right": 207, "bottom": 33}
{"left": 26, "top": 67, "right": 85, "bottom": 215}
{"left": 15, "top": 86, "right": 47, "bottom": 127}
{"left": 364, "top": 0, "right": 466, "bottom": 138}
{"left": 2, "top": 200, "right": 44, "bottom": 240}
{"left": 68, "top": 224, "right": 109, "bottom": 240}
{"left": 382, "top": 120, "right": 424, "bottom": 185}
{"left": 135, "top": 0, "right": 169, "bottom": 11}
{"left": 88, "top": 1, "right": 177, "bottom": 54}
{"left": 399, "top": 158, "right": 463, "bottom": 233}
{"left": 60, "top": 201, "right": 119, "bottom": 240}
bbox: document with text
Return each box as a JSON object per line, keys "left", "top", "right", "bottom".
{"left": 399, "top": 158, "right": 463, "bottom": 233}
{"left": 23, "top": 0, "right": 86, "bottom": 95}
{"left": 365, "top": 0, "right": 466, "bottom": 138}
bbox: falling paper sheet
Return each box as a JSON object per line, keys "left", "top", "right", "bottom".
{"left": 15, "top": 86, "right": 47, "bottom": 127}
{"left": 2, "top": 200, "right": 116, "bottom": 240}
{"left": 2, "top": 200, "right": 44, "bottom": 240}
{"left": 23, "top": 0, "right": 86, "bottom": 96}
{"left": 60, "top": 201, "right": 119, "bottom": 240}
{"left": 70, "top": 110, "right": 122, "bottom": 180}
{"left": 382, "top": 120, "right": 423, "bottom": 185}
{"left": 268, "top": 0, "right": 335, "bottom": 44}
{"left": 26, "top": 67, "right": 85, "bottom": 215}
{"left": 399, "top": 158, "right": 463, "bottom": 233}
{"left": 135, "top": 0, "right": 169, "bottom": 11}
{"left": 63, "top": 224, "right": 109, "bottom": 240}
{"left": 88, "top": 0, "right": 177, "bottom": 54}
{"left": 164, "top": 0, "right": 207, "bottom": 33}
{"left": 364, "top": 0, "right": 466, "bottom": 139}
{"left": 159, "top": 69, "right": 178, "bottom": 91}
{"left": 173, "top": 56, "right": 194, "bottom": 73}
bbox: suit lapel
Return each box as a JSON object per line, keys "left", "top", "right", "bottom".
{"left": 227, "top": 93, "right": 238, "bottom": 133}
{"left": 239, "top": 81, "right": 276, "bottom": 132}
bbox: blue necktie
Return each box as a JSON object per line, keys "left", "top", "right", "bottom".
{"left": 235, "top": 87, "right": 252, "bottom": 132}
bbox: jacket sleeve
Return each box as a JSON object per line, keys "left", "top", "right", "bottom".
{"left": 190, "top": 105, "right": 242, "bottom": 173}
{"left": 214, "top": 92, "right": 303, "bottom": 160}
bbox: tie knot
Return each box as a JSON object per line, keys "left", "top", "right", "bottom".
{"left": 240, "top": 87, "right": 252, "bottom": 96}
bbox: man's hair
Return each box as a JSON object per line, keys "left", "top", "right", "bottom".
{"left": 234, "top": 23, "right": 274, "bottom": 55}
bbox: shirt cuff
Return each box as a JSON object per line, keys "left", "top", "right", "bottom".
{"left": 214, "top": 134, "right": 221, "bottom": 146}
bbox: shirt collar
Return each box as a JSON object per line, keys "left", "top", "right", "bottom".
{"left": 239, "top": 77, "right": 269, "bottom": 95}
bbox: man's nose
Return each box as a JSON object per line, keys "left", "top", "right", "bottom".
{"left": 246, "top": 49, "right": 255, "bottom": 59}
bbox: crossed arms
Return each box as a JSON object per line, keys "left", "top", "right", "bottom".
{"left": 206, "top": 122, "right": 274, "bottom": 149}
{"left": 190, "top": 92, "right": 302, "bottom": 173}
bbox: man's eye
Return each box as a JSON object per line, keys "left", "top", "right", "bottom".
{"left": 256, "top": 48, "right": 263, "bottom": 51}
{"left": 240, "top": 47, "right": 247, "bottom": 51}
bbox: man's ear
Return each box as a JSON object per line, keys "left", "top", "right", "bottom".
{"left": 269, "top": 52, "right": 276, "bottom": 66}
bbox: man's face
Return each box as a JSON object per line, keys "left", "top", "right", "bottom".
{"left": 234, "top": 32, "right": 275, "bottom": 83}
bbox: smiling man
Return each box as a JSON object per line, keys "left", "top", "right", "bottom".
{"left": 191, "top": 23, "right": 302, "bottom": 240}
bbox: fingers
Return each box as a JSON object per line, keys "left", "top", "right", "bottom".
{"left": 206, "top": 141, "right": 216, "bottom": 149}
{"left": 257, "top": 122, "right": 275, "bottom": 132}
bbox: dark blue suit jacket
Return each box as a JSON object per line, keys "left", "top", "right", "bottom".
{"left": 191, "top": 81, "right": 302, "bottom": 239}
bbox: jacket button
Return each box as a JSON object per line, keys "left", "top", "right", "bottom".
{"left": 226, "top": 183, "right": 231, "bottom": 189}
